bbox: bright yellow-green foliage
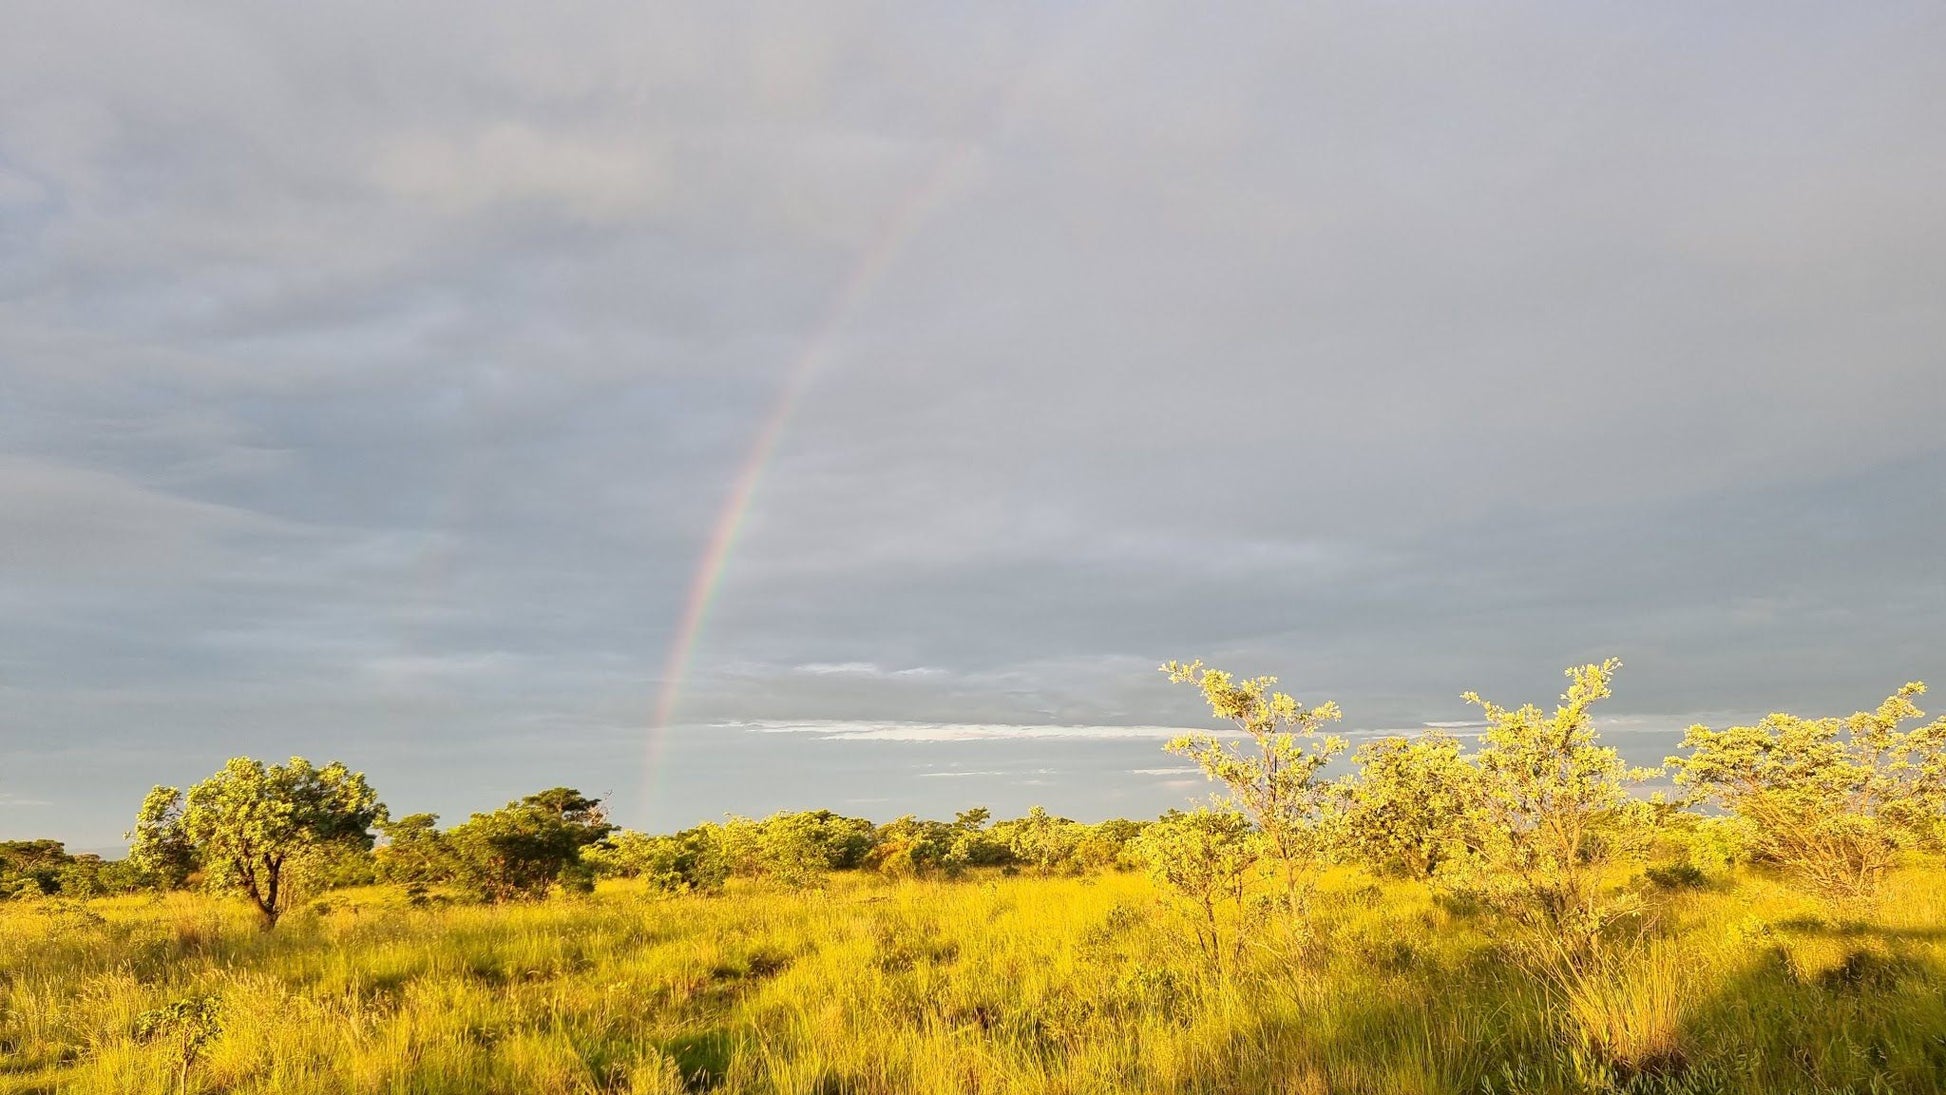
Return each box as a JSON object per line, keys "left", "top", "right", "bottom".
{"left": 1450, "top": 660, "right": 1661, "bottom": 943}
{"left": 9, "top": 866, "right": 1946, "bottom": 1095}
{"left": 1160, "top": 661, "right": 1345, "bottom": 898}
{"left": 130, "top": 757, "right": 384, "bottom": 927}
{"left": 1671, "top": 683, "right": 1946, "bottom": 900}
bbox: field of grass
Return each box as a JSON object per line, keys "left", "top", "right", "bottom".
{"left": 6, "top": 866, "right": 1946, "bottom": 1095}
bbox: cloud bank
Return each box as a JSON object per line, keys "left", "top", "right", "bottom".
{"left": 2, "top": 2, "right": 1942, "bottom": 845}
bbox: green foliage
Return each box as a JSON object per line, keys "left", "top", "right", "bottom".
{"left": 587, "top": 827, "right": 729, "bottom": 893}
{"left": 1160, "top": 660, "right": 1346, "bottom": 902}
{"left": 715, "top": 810, "right": 877, "bottom": 888}
{"left": 1445, "top": 661, "right": 1659, "bottom": 940}
{"left": 1072, "top": 818, "right": 1148, "bottom": 872}
{"left": 1668, "top": 682, "right": 1946, "bottom": 899}
{"left": 447, "top": 787, "right": 614, "bottom": 902}
{"left": 374, "top": 812, "right": 457, "bottom": 885}
{"left": 993, "top": 806, "right": 1085, "bottom": 875}
{"left": 135, "top": 995, "right": 222, "bottom": 1095}
{"left": 0, "top": 839, "right": 213, "bottom": 903}
{"left": 129, "top": 756, "right": 385, "bottom": 927}
{"left": 0, "top": 839, "right": 71, "bottom": 897}
{"left": 1337, "top": 731, "right": 1478, "bottom": 880}
{"left": 866, "top": 815, "right": 966, "bottom": 878}
{"left": 1134, "top": 805, "right": 1263, "bottom": 970}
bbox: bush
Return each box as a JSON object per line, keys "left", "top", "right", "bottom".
{"left": 447, "top": 788, "right": 614, "bottom": 901}
{"left": 1669, "top": 684, "right": 1946, "bottom": 900}
{"left": 588, "top": 828, "right": 727, "bottom": 893}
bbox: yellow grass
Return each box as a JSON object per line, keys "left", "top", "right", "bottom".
{"left": 6, "top": 866, "right": 1946, "bottom": 1094}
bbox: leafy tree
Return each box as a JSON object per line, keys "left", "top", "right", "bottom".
{"left": 777, "top": 809, "right": 878, "bottom": 870}
{"left": 1136, "top": 805, "right": 1263, "bottom": 972}
{"left": 1447, "top": 660, "right": 1658, "bottom": 950}
{"left": 712, "top": 811, "right": 872, "bottom": 888}
{"left": 373, "top": 812, "right": 457, "bottom": 885}
{"left": 0, "top": 839, "right": 70, "bottom": 898}
{"left": 1337, "top": 731, "right": 1479, "bottom": 880}
{"left": 1072, "top": 818, "right": 1148, "bottom": 872}
{"left": 136, "top": 996, "right": 222, "bottom": 1095}
{"left": 868, "top": 815, "right": 967, "bottom": 877}
{"left": 51, "top": 853, "right": 151, "bottom": 898}
{"left": 996, "top": 806, "right": 1085, "bottom": 875}
{"left": 1161, "top": 660, "right": 1345, "bottom": 906}
{"left": 129, "top": 757, "right": 385, "bottom": 927}
{"left": 447, "top": 788, "right": 614, "bottom": 901}
{"left": 1668, "top": 682, "right": 1946, "bottom": 899}
{"left": 947, "top": 807, "right": 1011, "bottom": 867}
{"left": 588, "top": 827, "right": 728, "bottom": 893}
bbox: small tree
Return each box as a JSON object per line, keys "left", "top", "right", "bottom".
{"left": 1668, "top": 682, "right": 1946, "bottom": 900}
{"left": 868, "top": 815, "right": 965, "bottom": 878}
{"left": 1448, "top": 660, "right": 1658, "bottom": 952}
{"left": 373, "top": 813, "right": 456, "bottom": 885}
{"left": 135, "top": 996, "right": 221, "bottom": 1095}
{"left": 714, "top": 812, "right": 854, "bottom": 889}
{"left": 1072, "top": 818, "right": 1148, "bottom": 872}
{"left": 130, "top": 757, "right": 384, "bottom": 928}
{"left": 588, "top": 828, "right": 728, "bottom": 893}
{"left": 1161, "top": 660, "right": 1345, "bottom": 907}
{"left": 447, "top": 788, "right": 614, "bottom": 901}
{"left": 999, "top": 806, "right": 1085, "bottom": 875}
{"left": 0, "top": 839, "right": 71, "bottom": 897}
{"left": 1136, "top": 805, "right": 1263, "bottom": 973}
{"left": 948, "top": 807, "right": 1011, "bottom": 867}
{"left": 1338, "top": 731, "right": 1479, "bottom": 881}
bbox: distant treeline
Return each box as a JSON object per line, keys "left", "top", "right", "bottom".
{"left": 10, "top": 659, "right": 1944, "bottom": 958}
{"left": 2, "top": 798, "right": 1151, "bottom": 908}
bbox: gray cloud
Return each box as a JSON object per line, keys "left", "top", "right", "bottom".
{"left": 3, "top": 2, "right": 1943, "bottom": 846}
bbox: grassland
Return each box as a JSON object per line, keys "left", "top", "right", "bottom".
{"left": 6, "top": 865, "right": 1946, "bottom": 1095}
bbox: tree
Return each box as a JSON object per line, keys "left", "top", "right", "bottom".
{"left": 998, "top": 806, "right": 1085, "bottom": 875}
{"left": 0, "top": 839, "right": 71, "bottom": 898}
{"left": 587, "top": 827, "right": 728, "bottom": 893}
{"left": 1338, "top": 731, "right": 1479, "bottom": 881}
{"left": 1667, "top": 682, "right": 1946, "bottom": 900}
{"left": 373, "top": 813, "right": 457, "bottom": 885}
{"left": 868, "top": 815, "right": 969, "bottom": 877}
{"left": 948, "top": 807, "right": 1011, "bottom": 868}
{"left": 129, "top": 757, "right": 384, "bottom": 927}
{"left": 1136, "top": 805, "right": 1263, "bottom": 973}
{"left": 447, "top": 788, "right": 614, "bottom": 901}
{"left": 1160, "top": 660, "right": 1346, "bottom": 907}
{"left": 1447, "top": 660, "right": 1658, "bottom": 950}
{"left": 1072, "top": 818, "right": 1148, "bottom": 872}
{"left": 713, "top": 811, "right": 872, "bottom": 888}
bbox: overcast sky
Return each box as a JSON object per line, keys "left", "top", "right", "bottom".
{"left": 4, "top": 3, "right": 1944, "bottom": 849}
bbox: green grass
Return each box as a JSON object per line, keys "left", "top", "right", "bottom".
{"left": 6, "top": 867, "right": 1946, "bottom": 1094}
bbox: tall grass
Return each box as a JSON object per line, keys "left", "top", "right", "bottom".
{"left": 6, "top": 866, "right": 1946, "bottom": 1094}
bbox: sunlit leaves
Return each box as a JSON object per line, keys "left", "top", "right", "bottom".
{"left": 128, "top": 757, "right": 384, "bottom": 927}
{"left": 1669, "top": 682, "right": 1946, "bottom": 899}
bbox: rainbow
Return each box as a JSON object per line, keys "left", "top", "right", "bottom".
{"left": 643, "top": 142, "right": 981, "bottom": 806}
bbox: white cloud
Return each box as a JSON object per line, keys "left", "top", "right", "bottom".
{"left": 790, "top": 662, "right": 950, "bottom": 679}
{"left": 792, "top": 662, "right": 885, "bottom": 676}
{"left": 721, "top": 720, "right": 1214, "bottom": 742}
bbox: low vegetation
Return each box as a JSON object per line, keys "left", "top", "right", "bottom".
{"left": 5, "top": 660, "right": 1945, "bottom": 1093}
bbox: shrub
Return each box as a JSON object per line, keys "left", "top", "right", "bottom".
{"left": 1160, "top": 660, "right": 1345, "bottom": 907}
{"left": 447, "top": 788, "right": 614, "bottom": 902}
{"left": 1668, "top": 683, "right": 1946, "bottom": 900}
{"left": 590, "top": 828, "right": 727, "bottom": 893}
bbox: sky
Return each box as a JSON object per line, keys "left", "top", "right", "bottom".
{"left": 3, "top": 3, "right": 1944, "bottom": 850}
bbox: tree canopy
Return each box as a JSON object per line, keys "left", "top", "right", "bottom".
{"left": 130, "top": 757, "right": 384, "bottom": 926}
